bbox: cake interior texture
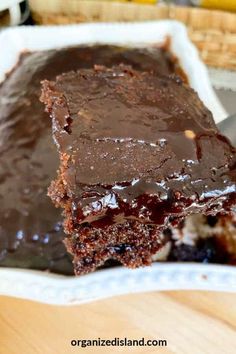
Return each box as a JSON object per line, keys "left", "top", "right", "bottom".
{"left": 41, "top": 65, "right": 236, "bottom": 274}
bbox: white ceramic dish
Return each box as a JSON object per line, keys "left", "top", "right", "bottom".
{"left": 0, "top": 21, "right": 234, "bottom": 305}
{"left": 0, "top": 264, "right": 236, "bottom": 305}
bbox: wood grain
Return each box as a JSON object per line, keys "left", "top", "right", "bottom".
{"left": 0, "top": 291, "right": 235, "bottom": 354}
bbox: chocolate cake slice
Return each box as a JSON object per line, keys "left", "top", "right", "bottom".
{"left": 0, "top": 44, "right": 179, "bottom": 274}
{"left": 41, "top": 65, "right": 236, "bottom": 275}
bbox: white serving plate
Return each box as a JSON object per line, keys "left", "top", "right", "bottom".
{"left": 0, "top": 21, "right": 234, "bottom": 305}
{"left": 0, "top": 264, "right": 236, "bottom": 305}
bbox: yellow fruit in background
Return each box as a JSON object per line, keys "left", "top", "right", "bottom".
{"left": 195, "top": 0, "right": 236, "bottom": 12}
{"left": 106, "top": 0, "right": 157, "bottom": 3}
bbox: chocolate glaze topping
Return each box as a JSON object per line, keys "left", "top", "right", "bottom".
{"left": 43, "top": 66, "right": 236, "bottom": 228}
{"left": 0, "top": 45, "right": 179, "bottom": 273}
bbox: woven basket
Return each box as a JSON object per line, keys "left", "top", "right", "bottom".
{"left": 29, "top": 0, "right": 236, "bottom": 70}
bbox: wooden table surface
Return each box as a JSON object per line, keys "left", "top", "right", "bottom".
{"left": 0, "top": 291, "right": 236, "bottom": 354}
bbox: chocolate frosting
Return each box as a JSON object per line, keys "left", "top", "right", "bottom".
{"left": 42, "top": 65, "right": 236, "bottom": 232}
{"left": 0, "top": 45, "right": 178, "bottom": 273}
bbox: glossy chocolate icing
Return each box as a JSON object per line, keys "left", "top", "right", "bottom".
{"left": 0, "top": 45, "right": 178, "bottom": 273}
{"left": 43, "top": 66, "right": 236, "bottom": 234}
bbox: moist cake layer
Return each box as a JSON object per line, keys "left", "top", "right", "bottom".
{"left": 0, "top": 44, "right": 178, "bottom": 273}
{"left": 41, "top": 65, "right": 236, "bottom": 274}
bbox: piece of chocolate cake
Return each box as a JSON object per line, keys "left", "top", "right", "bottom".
{"left": 41, "top": 65, "right": 236, "bottom": 275}
{"left": 0, "top": 44, "right": 179, "bottom": 274}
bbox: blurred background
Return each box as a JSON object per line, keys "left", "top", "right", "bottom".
{"left": 0, "top": 0, "right": 236, "bottom": 114}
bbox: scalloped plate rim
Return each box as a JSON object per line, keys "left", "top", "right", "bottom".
{"left": 0, "top": 263, "right": 235, "bottom": 305}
